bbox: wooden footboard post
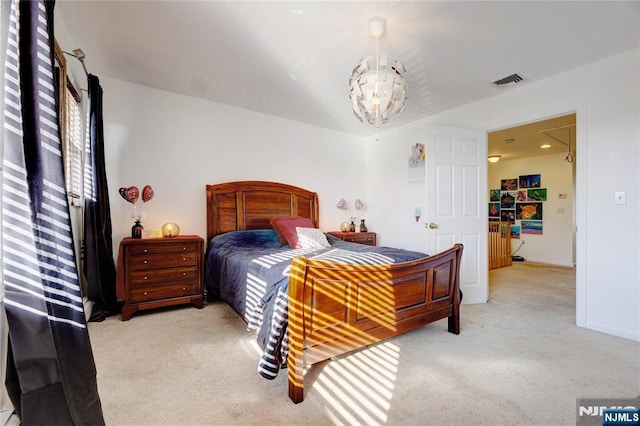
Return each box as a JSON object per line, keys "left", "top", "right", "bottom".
{"left": 448, "top": 244, "right": 464, "bottom": 335}
{"left": 287, "top": 257, "right": 307, "bottom": 404}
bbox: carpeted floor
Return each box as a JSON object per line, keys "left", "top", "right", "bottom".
{"left": 87, "top": 262, "right": 640, "bottom": 425}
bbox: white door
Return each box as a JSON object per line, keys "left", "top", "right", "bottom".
{"left": 425, "top": 126, "right": 488, "bottom": 304}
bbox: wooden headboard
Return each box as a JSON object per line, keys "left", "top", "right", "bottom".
{"left": 206, "top": 181, "right": 319, "bottom": 243}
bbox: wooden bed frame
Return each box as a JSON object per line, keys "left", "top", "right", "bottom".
{"left": 206, "top": 181, "right": 463, "bottom": 404}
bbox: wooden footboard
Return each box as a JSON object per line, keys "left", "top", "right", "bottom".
{"left": 287, "top": 243, "right": 463, "bottom": 403}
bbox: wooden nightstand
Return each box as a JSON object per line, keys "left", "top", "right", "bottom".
{"left": 117, "top": 235, "right": 205, "bottom": 321}
{"left": 327, "top": 231, "right": 377, "bottom": 246}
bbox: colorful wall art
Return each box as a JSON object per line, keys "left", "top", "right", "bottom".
{"left": 408, "top": 143, "right": 425, "bottom": 183}
{"left": 527, "top": 188, "right": 547, "bottom": 201}
{"left": 490, "top": 173, "right": 547, "bottom": 237}
{"left": 516, "top": 202, "right": 543, "bottom": 220}
{"left": 521, "top": 221, "right": 543, "bottom": 235}
{"left": 500, "top": 191, "right": 515, "bottom": 208}
{"left": 500, "top": 178, "right": 518, "bottom": 191}
{"left": 489, "top": 202, "right": 500, "bottom": 219}
{"left": 408, "top": 143, "right": 425, "bottom": 167}
{"left": 501, "top": 209, "right": 516, "bottom": 223}
{"left": 519, "top": 174, "right": 541, "bottom": 188}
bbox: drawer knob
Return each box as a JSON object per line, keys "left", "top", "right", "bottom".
{"left": 143, "top": 249, "right": 148, "bottom": 253}
{"left": 182, "top": 272, "right": 186, "bottom": 276}
{"left": 143, "top": 260, "right": 148, "bottom": 264}
{"left": 144, "top": 276, "right": 148, "bottom": 280}
{"left": 182, "top": 247, "right": 187, "bottom": 251}
{"left": 143, "top": 291, "right": 148, "bottom": 296}
{"left": 182, "top": 287, "right": 186, "bottom": 291}
{"left": 182, "top": 257, "right": 186, "bottom": 261}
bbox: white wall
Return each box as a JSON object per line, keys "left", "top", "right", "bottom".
{"left": 488, "top": 153, "right": 575, "bottom": 266}
{"left": 366, "top": 49, "right": 640, "bottom": 341}
{"left": 101, "top": 78, "right": 368, "bottom": 246}
{"left": 364, "top": 136, "right": 428, "bottom": 252}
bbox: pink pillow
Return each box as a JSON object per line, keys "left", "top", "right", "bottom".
{"left": 270, "top": 216, "right": 302, "bottom": 244}
{"left": 277, "top": 217, "right": 314, "bottom": 248}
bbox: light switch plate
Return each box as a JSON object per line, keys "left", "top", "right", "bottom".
{"left": 614, "top": 192, "right": 627, "bottom": 205}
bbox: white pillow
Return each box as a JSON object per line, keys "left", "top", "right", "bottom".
{"left": 296, "top": 227, "right": 330, "bottom": 249}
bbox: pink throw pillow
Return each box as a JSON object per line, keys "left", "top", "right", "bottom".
{"left": 277, "top": 217, "right": 314, "bottom": 248}
{"left": 270, "top": 216, "right": 302, "bottom": 244}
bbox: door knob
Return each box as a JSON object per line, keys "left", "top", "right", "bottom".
{"left": 428, "top": 223, "right": 438, "bottom": 229}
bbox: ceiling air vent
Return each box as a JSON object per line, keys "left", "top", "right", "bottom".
{"left": 492, "top": 73, "right": 524, "bottom": 88}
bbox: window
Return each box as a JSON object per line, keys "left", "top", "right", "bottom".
{"left": 54, "top": 40, "right": 84, "bottom": 205}
{"left": 63, "top": 82, "right": 82, "bottom": 201}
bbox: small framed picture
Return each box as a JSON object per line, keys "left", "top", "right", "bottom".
{"left": 489, "top": 202, "right": 500, "bottom": 218}
{"left": 519, "top": 174, "right": 541, "bottom": 188}
{"left": 522, "top": 220, "right": 543, "bottom": 235}
{"left": 527, "top": 188, "right": 547, "bottom": 201}
{"left": 501, "top": 191, "right": 516, "bottom": 208}
{"left": 501, "top": 209, "right": 516, "bottom": 223}
{"left": 501, "top": 178, "right": 518, "bottom": 191}
{"left": 516, "top": 202, "right": 543, "bottom": 220}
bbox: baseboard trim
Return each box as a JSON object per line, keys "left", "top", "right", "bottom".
{"left": 584, "top": 321, "right": 640, "bottom": 342}
{"left": 518, "top": 258, "right": 575, "bottom": 267}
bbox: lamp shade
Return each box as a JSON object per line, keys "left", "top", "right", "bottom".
{"left": 349, "top": 54, "right": 407, "bottom": 127}
{"left": 161, "top": 222, "right": 180, "bottom": 238}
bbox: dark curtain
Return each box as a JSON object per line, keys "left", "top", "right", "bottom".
{"left": 2, "top": 0, "right": 104, "bottom": 424}
{"left": 83, "top": 74, "right": 119, "bottom": 321}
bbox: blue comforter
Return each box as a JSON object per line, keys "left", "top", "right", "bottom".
{"left": 204, "top": 229, "right": 427, "bottom": 378}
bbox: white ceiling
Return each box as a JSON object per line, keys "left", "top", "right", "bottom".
{"left": 488, "top": 113, "right": 576, "bottom": 161}
{"left": 57, "top": 1, "right": 639, "bottom": 140}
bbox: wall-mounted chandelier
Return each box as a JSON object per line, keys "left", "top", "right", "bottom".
{"left": 349, "top": 16, "right": 408, "bottom": 128}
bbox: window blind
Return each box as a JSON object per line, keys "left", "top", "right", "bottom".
{"left": 63, "top": 83, "right": 83, "bottom": 203}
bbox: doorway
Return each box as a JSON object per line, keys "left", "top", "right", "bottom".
{"left": 486, "top": 113, "right": 577, "bottom": 307}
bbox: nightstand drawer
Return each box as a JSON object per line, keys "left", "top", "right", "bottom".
{"left": 130, "top": 282, "right": 198, "bottom": 303}
{"left": 130, "top": 266, "right": 198, "bottom": 286}
{"left": 129, "top": 252, "right": 198, "bottom": 270}
{"left": 327, "top": 231, "right": 377, "bottom": 246}
{"left": 344, "top": 235, "right": 375, "bottom": 245}
{"left": 128, "top": 242, "right": 199, "bottom": 255}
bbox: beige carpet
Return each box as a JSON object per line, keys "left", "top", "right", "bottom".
{"left": 88, "top": 262, "right": 640, "bottom": 425}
